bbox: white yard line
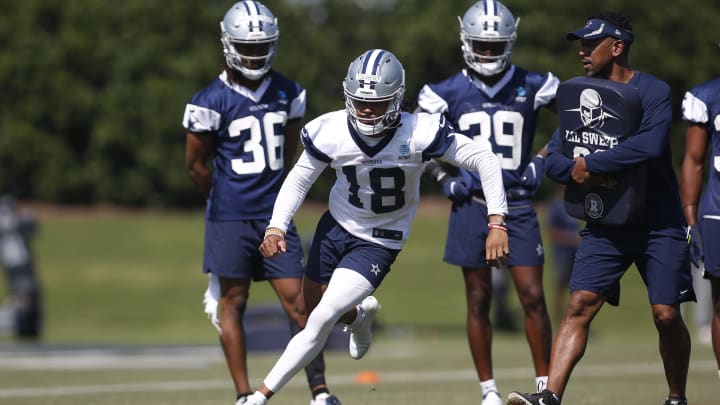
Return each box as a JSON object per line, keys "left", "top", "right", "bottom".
{"left": 0, "top": 345, "right": 714, "bottom": 399}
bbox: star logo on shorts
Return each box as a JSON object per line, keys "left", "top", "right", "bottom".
{"left": 536, "top": 243, "right": 544, "bottom": 256}
{"left": 370, "top": 264, "right": 382, "bottom": 277}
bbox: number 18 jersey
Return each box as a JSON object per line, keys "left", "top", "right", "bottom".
{"left": 182, "top": 70, "right": 306, "bottom": 220}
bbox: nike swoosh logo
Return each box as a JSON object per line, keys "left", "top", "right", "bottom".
{"left": 585, "top": 23, "right": 605, "bottom": 37}
{"left": 539, "top": 399, "right": 548, "bottom": 405}
{"left": 680, "top": 289, "right": 689, "bottom": 295}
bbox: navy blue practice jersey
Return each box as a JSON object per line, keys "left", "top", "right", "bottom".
{"left": 417, "top": 66, "right": 558, "bottom": 195}
{"left": 182, "top": 70, "right": 306, "bottom": 220}
{"left": 682, "top": 78, "right": 720, "bottom": 217}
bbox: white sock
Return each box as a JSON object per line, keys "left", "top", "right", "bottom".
{"left": 536, "top": 375, "right": 548, "bottom": 392}
{"left": 480, "top": 379, "right": 499, "bottom": 396}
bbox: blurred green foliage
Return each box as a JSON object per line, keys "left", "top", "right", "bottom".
{"left": 1, "top": 0, "right": 718, "bottom": 206}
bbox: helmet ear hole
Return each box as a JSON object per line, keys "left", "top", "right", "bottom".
{"left": 220, "top": 1, "right": 279, "bottom": 80}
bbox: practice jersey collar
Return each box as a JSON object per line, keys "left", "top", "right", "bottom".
{"left": 219, "top": 70, "right": 271, "bottom": 103}
{"left": 465, "top": 65, "right": 516, "bottom": 98}
{"left": 346, "top": 118, "right": 399, "bottom": 158}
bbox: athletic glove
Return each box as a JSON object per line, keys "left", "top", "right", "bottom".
{"left": 687, "top": 224, "right": 704, "bottom": 268}
{"left": 521, "top": 154, "right": 545, "bottom": 195}
{"left": 424, "top": 160, "right": 472, "bottom": 204}
{"left": 441, "top": 176, "right": 472, "bottom": 204}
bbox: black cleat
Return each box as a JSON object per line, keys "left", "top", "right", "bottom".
{"left": 506, "top": 389, "right": 560, "bottom": 405}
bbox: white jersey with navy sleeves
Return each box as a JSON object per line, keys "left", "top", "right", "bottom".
{"left": 682, "top": 78, "right": 720, "bottom": 217}
{"left": 268, "top": 110, "right": 507, "bottom": 249}
{"left": 182, "top": 70, "right": 306, "bottom": 220}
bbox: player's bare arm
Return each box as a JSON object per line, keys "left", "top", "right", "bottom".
{"left": 680, "top": 124, "right": 709, "bottom": 225}
{"left": 185, "top": 131, "right": 214, "bottom": 199}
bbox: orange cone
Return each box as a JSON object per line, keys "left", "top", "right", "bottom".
{"left": 354, "top": 370, "right": 380, "bottom": 384}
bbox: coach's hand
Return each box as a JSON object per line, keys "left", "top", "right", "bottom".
{"left": 687, "top": 224, "right": 704, "bottom": 268}
{"left": 441, "top": 176, "right": 472, "bottom": 204}
{"left": 259, "top": 228, "right": 287, "bottom": 258}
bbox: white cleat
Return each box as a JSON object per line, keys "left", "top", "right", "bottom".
{"left": 309, "top": 392, "right": 342, "bottom": 405}
{"left": 240, "top": 392, "right": 267, "bottom": 405}
{"left": 348, "top": 296, "right": 380, "bottom": 359}
{"left": 481, "top": 390, "right": 503, "bottom": 405}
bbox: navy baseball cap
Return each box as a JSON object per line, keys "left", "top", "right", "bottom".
{"left": 566, "top": 18, "right": 634, "bottom": 43}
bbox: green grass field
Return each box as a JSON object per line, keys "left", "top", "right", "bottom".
{"left": 0, "top": 198, "right": 716, "bottom": 404}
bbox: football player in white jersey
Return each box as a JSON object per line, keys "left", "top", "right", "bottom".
{"left": 417, "top": 1, "right": 557, "bottom": 403}
{"left": 240, "top": 49, "right": 508, "bottom": 404}
{"left": 183, "top": 2, "right": 338, "bottom": 404}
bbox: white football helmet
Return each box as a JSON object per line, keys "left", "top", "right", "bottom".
{"left": 220, "top": 1, "right": 278, "bottom": 80}
{"left": 343, "top": 49, "right": 405, "bottom": 137}
{"left": 459, "top": 0, "right": 518, "bottom": 76}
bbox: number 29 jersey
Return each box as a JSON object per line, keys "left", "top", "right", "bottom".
{"left": 418, "top": 66, "right": 558, "bottom": 193}
{"left": 182, "top": 70, "right": 306, "bottom": 220}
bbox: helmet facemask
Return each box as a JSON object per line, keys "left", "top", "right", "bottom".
{"left": 344, "top": 91, "right": 404, "bottom": 137}
{"left": 220, "top": 1, "right": 279, "bottom": 81}
{"left": 343, "top": 49, "right": 405, "bottom": 137}
{"left": 459, "top": 0, "right": 518, "bottom": 77}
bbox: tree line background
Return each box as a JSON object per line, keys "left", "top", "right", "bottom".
{"left": 1, "top": 0, "right": 718, "bottom": 207}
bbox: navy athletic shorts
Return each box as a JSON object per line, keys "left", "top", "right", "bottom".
{"left": 571, "top": 225, "right": 696, "bottom": 306}
{"left": 203, "top": 219, "right": 305, "bottom": 280}
{"left": 700, "top": 215, "right": 720, "bottom": 278}
{"left": 443, "top": 198, "right": 544, "bottom": 268}
{"left": 306, "top": 211, "right": 400, "bottom": 288}
{"left": 553, "top": 246, "right": 577, "bottom": 286}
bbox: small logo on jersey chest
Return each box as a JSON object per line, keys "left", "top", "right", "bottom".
{"left": 515, "top": 86, "right": 527, "bottom": 103}
{"left": 397, "top": 144, "right": 410, "bottom": 160}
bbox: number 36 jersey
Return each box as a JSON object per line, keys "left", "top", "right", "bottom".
{"left": 268, "top": 110, "right": 507, "bottom": 250}
{"left": 418, "top": 66, "right": 558, "bottom": 192}
{"left": 182, "top": 70, "right": 306, "bottom": 220}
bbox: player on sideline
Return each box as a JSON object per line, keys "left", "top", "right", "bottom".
{"left": 182, "top": 2, "right": 339, "bottom": 404}
{"left": 507, "top": 11, "right": 695, "bottom": 405}
{"left": 241, "top": 48, "right": 509, "bottom": 405}
{"left": 680, "top": 71, "right": 720, "bottom": 378}
{"left": 417, "top": 1, "right": 557, "bottom": 402}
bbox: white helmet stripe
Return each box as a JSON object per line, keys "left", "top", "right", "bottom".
{"left": 242, "top": 1, "right": 263, "bottom": 32}
{"left": 359, "top": 49, "right": 385, "bottom": 89}
{"left": 483, "top": 0, "right": 499, "bottom": 32}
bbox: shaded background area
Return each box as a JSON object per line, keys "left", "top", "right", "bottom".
{"left": 2, "top": 0, "right": 718, "bottom": 205}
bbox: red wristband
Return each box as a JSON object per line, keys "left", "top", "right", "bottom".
{"left": 488, "top": 223, "right": 508, "bottom": 232}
